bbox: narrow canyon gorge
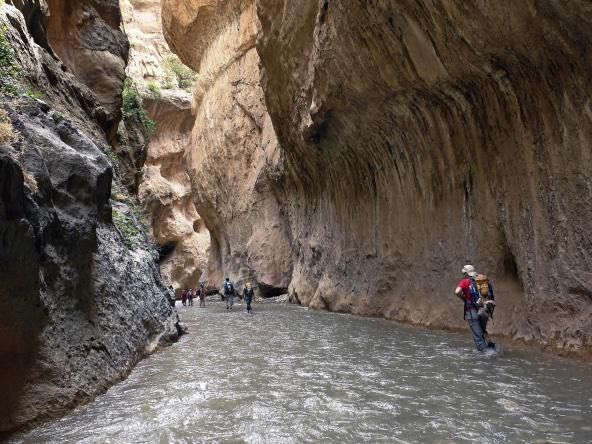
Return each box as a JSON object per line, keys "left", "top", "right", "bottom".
{"left": 162, "top": 0, "right": 592, "bottom": 353}
{"left": 1, "top": 0, "right": 591, "bottom": 437}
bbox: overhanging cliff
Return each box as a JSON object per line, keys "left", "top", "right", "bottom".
{"left": 162, "top": 0, "right": 592, "bottom": 355}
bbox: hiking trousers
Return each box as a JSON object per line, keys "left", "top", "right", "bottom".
{"left": 226, "top": 294, "right": 234, "bottom": 308}
{"left": 467, "top": 319, "right": 488, "bottom": 351}
{"left": 465, "top": 307, "right": 488, "bottom": 351}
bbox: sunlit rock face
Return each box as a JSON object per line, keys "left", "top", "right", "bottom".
{"left": 121, "top": 0, "right": 210, "bottom": 290}
{"left": 162, "top": 0, "right": 293, "bottom": 293}
{"left": 163, "top": 0, "right": 592, "bottom": 354}
{"left": 121, "top": 0, "right": 172, "bottom": 84}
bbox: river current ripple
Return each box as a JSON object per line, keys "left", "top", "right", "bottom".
{"left": 13, "top": 301, "right": 592, "bottom": 443}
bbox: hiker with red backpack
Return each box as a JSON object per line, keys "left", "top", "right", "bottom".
{"left": 454, "top": 264, "right": 496, "bottom": 351}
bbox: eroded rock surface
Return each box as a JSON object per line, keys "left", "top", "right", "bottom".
{"left": 0, "top": 4, "right": 181, "bottom": 435}
{"left": 122, "top": 0, "right": 210, "bottom": 290}
{"left": 139, "top": 91, "right": 210, "bottom": 290}
{"left": 256, "top": 0, "right": 592, "bottom": 353}
{"left": 163, "top": 0, "right": 592, "bottom": 355}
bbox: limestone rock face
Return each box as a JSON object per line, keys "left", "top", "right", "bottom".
{"left": 162, "top": 0, "right": 293, "bottom": 293}
{"left": 0, "top": 4, "right": 181, "bottom": 435}
{"left": 121, "top": 0, "right": 210, "bottom": 290}
{"left": 163, "top": 0, "right": 592, "bottom": 355}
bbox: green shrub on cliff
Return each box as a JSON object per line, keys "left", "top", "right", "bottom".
{"left": 0, "top": 24, "right": 20, "bottom": 95}
{"left": 147, "top": 81, "right": 162, "bottom": 101}
{"left": 25, "top": 88, "right": 44, "bottom": 100}
{"left": 102, "top": 143, "right": 119, "bottom": 167}
{"left": 112, "top": 207, "right": 141, "bottom": 248}
{"left": 163, "top": 55, "right": 196, "bottom": 90}
{"left": 122, "top": 78, "right": 155, "bottom": 137}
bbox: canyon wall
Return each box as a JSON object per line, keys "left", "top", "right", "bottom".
{"left": 162, "top": 0, "right": 293, "bottom": 294}
{"left": 0, "top": 2, "right": 181, "bottom": 435}
{"left": 162, "top": 0, "right": 592, "bottom": 355}
{"left": 122, "top": 0, "right": 209, "bottom": 291}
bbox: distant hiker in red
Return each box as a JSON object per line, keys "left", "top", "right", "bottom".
{"left": 181, "top": 289, "right": 187, "bottom": 307}
{"left": 198, "top": 283, "right": 206, "bottom": 308}
{"left": 454, "top": 264, "right": 496, "bottom": 352}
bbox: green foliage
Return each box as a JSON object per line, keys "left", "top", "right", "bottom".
{"left": 25, "top": 88, "right": 44, "bottom": 100}
{"left": 111, "top": 179, "right": 147, "bottom": 230}
{"left": 0, "top": 24, "right": 20, "bottom": 95}
{"left": 112, "top": 207, "right": 141, "bottom": 248}
{"left": 122, "top": 78, "right": 155, "bottom": 137}
{"left": 146, "top": 80, "right": 162, "bottom": 101}
{"left": 51, "top": 111, "right": 64, "bottom": 124}
{"left": 163, "top": 55, "right": 196, "bottom": 90}
{"left": 161, "top": 73, "right": 175, "bottom": 90}
{"left": 102, "top": 144, "right": 119, "bottom": 167}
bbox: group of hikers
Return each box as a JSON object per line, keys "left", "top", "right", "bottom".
{"left": 179, "top": 278, "right": 255, "bottom": 314}
{"left": 454, "top": 264, "right": 497, "bottom": 352}
{"left": 180, "top": 284, "right": 207, "bottom": 308}
{"left": 180, "top": 265, "right": 496, "bottom": 351}
{"left": 222, "top": 278, "right": 255, "bottom": 313}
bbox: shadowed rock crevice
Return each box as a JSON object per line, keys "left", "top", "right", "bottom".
{"left": 257, "top": 283, "right": 288, "bottom": 298}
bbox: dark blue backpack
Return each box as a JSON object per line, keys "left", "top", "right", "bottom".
{"left": 224, "top": 282, "right": 234, "bottom": 294}
{"left": 468, "top": 278, "right": 481, "bottom": 307}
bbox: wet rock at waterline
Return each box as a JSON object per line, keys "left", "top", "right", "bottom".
{"left": 0, "top": 4, "right": 181, "bottom": 435}
{"left": 163, "top": 0, "right": 592, "bottom": 356}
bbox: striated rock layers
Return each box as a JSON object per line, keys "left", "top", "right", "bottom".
{"left": 0, "top": 3, "right": 181, "bottom": 435}
{"left": 162, "top": 0, "right": 592, "bottom": 355}
{"left": 122, "top": 0, "right": 210, "bottom": 290}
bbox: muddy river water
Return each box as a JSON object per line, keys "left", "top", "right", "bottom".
{"left": 12, "top": 301, "right": 592, "bottom": 443}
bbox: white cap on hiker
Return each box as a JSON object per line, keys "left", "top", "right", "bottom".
{"left": 462, "top": 264, "right": 477, "bottom": 277}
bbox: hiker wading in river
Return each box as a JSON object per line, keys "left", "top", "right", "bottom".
{"left": 454, "top": 264, "right": 496, "bottom": 352}
{"left": 243, "top": 282, "right": 254, "bottom": 314}
{"left": 223, "top": 277, "right": 235, "bottom": 310}
{"left": 198, "top": 283, "right": 206, "bottom": 308}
